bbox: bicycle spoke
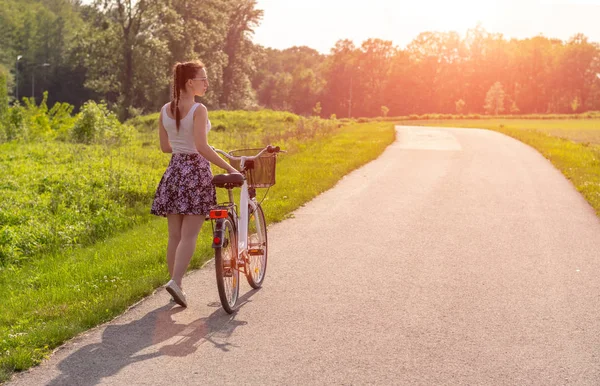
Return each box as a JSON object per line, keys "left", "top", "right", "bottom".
{"left": 215, "top": 216, "right": 239, "bottom": 313}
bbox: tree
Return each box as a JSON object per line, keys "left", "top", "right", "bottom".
{"left": 484, "top": 82, "right": 505, "bottom": 115}
{"left": 356, "top": 39, "right": 395, "bottom": 116}
{"left": 3, "top": 1, "right": 600, "bottom": 117}
{"left": 321, "top": 39, "right": 358, "bottom": 117}
{"left": 571, "top": 96, "right": 581, "bottom": 112}
{"left": 164, "top": 0, "right": 231, "bottom": 108}
{"left": 219, "top": 0, "right": 263, "bottom": 109}
{"left": 289, "top": 67, "right": 323, "bottom": 115}
{"left": 252, "top": 46, "right": 325, "bottom": 114}
{"left": 455, "top": 99, "right": 465, "bottom": 113}
{"left": 0, "top": 67, "right": 8, "bottom": 117}
{"left": 94, "top": 0, "right": 149, "bottom": 120}
{"left": 312, "top": 101, "right": 322, "bottom": 116}
{"left": 510, "top": 101, "right": 520, "bottom": 114}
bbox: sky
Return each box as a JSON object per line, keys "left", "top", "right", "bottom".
{"left": 252, "top": 0, "right": 600, "bottom": 53}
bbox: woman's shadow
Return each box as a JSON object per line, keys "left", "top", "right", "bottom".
{"left": 46, "top": 292, "right": 255, "bottom": 386}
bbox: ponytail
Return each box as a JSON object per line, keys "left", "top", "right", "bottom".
{"left": 171, "top": 63, "right": 182, "bottom": 130}
{"left": 170, "top": 60, "right": 205, "bottom": 131}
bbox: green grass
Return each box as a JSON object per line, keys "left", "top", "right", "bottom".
{"left": 406, "top": 119, "right": 600, "bottom": 145}
{"left": 0, "top": 122, "right": 395, "bottom": 383}
{"left": 401, "top": 119, "right": 600, "bottom": 217}
{"left": 0, "top": 110, "right": 339, "bottom": 268}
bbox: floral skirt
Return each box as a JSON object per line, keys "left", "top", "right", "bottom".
{"left": 151, "top": 153, "right": 217, "bottom": 217}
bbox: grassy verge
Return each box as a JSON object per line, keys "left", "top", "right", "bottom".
{"left": 401, "top": 119, "right": 600, "bottom": 217}
{"left": 0, "top": 109, "right": 339, "bottom": 269}
{"left": 351, "top": 111, "right": 600, "bottom": 123}
{"left": 0, "top": 122, "right": 395, "bottom": 383}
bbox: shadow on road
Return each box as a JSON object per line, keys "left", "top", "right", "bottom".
{"left": 46, "top": 290, "right": 258, "bottom": 386}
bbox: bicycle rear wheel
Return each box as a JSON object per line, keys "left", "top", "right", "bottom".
{"left": 215, "top": 216, "right": 239, "bottom": 313}
{"left": 246, "top": 203, "right": 268, "bottom": 289}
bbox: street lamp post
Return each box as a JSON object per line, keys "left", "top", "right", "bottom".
{"left": 32, "top": 63, "right": 50, "bottom": 101}
{"left": 348, "top": 75, "right": 353, "bottom": 118}
{"left": 15, "top": 55, "right": 22, "bottom": 103}
{"left": 348, "top": 65, "right": 360, "bottom": 118}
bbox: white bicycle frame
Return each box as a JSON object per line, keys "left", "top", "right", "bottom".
{"left": 214, "top": 149, "right": 266, "bottom": 262}
{"left": 235, "top": 156, "right": 260, "bottom": 258}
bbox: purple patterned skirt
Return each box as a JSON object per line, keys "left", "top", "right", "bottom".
{"left": 151, "top": 153, "right": 217, "bottom": 217}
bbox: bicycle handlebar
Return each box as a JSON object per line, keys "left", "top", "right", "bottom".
{"left": 212, "top": 145, "right": 286, "bottom": 161}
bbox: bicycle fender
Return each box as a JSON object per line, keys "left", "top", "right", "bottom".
{"left": 212, "top": 219, "right": 225, "bottom": 248}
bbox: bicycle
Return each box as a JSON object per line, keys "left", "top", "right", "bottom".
{"left": 209, "top": 145, "right": 284, "bottom": 313}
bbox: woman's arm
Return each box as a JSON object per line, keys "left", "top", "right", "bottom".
{"left": 158, "top": 109, "right": 172, "bottom": 153}
{"left": 193, "top": 105, "right": 239, "bottom": 174}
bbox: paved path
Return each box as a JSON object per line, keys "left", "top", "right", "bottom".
{"left": 9, "top": 126, "right": 600, "bottom": 385}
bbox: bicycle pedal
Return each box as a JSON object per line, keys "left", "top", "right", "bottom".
{"left": 248, "top": 249, "right": 264, "bottom": 256}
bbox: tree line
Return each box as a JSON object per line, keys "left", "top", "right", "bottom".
{"left": 1, "top": 0, "right": 599, "bottom": 121}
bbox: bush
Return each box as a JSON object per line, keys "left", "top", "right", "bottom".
{"left": 71, "top": 101, "right": 134, "bottom": 145}
{"left": 0, "top": 69, "right": 8, "bottom": 124}
{"left": 126, "top": 113, "right": 159, "bottom": 132}
{"left": 4, "top": 104, "right": 25, "bottom": 141}
{"left": 381, "top": 106, "right": 389, "bottom": 117}
{"left": 0, "top": 92, "right": 76, "bottom": 143}
{"left": 455, "top": 99, "right": 466, "bottom": 114}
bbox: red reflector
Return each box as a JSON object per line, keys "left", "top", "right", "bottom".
{"left": 213, "top": 237, "right": 221, "bottom": 244}
{"left": 209, "top": 210, "right": 228, "bottom": 219}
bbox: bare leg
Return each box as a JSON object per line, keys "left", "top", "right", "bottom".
{"left": 167, "top": 214, "right": 183, "bottom": 278}
{"left": 172, "top": 215, "right": 205, "bottom": 288}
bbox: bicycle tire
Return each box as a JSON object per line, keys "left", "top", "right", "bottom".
{"left": 215, "top": 215, "right": 239, "bottom": 314}
{"left": 246, "top": 203, "right": 268, "bottom": 289}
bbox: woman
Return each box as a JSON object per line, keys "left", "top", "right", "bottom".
{"left": 151, "top": 60, "right": 239, "bottom": 307}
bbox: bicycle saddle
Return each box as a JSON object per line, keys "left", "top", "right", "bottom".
{"left": 212, "top": 173, "right": 245, "bottom": 187}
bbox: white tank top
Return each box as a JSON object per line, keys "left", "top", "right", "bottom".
{"left": 161, "top": 102, "right": 212, "bottom": 154}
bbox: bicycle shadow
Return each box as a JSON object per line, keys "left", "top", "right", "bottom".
{"left": 46, "top": 290, "right": 258, "bottom": 386}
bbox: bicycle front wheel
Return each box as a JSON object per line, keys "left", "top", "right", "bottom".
{"left": 215, "top": 216, "right": 239, "bottom": 314}
{"left": 246, "top": 203, "right": 268, "bottom": 289}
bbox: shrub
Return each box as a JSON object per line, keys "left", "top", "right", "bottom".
{"left": 381, "top": 106, "right": 389, "bottom": 117}
{"left": 484, "top": 82, "right": 505, "bottom": 115}
{"left": 4, "top": 104, "right": 25, "bottom": 141}
{"left": 0, "top": 69, "right": 8, "bottom": 123}
{"left": 455, "top": 99, "right": 466, "bottom": 114}
{"left": 312, "top": 102, "right": 322, "bottom": 116}
{"left": 71, "top": 101, "right": 133, "bottom": 145}
{"left": 510, "top": 101, "right": 520, "bottom": 114}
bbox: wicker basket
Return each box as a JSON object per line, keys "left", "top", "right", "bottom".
{"left": 228, "top": 148, "right": 276, "bottom": 188}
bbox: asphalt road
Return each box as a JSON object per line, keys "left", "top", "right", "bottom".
{"left": 9, "top": 126, "right": 600, "bottom": 385}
